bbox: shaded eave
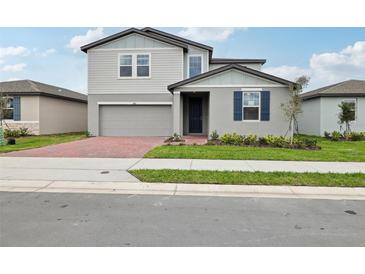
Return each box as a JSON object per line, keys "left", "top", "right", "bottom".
{"left": 210, "top": 58, "right": 266, "bottom": 65}
{"left": 168, "top": 64, "right": 296, "bottom": 93}
{"left": 141, "top": 27, "right": 213, "bottom": 59}
{"left": 301, "top": 93, "right": 365, "bottom": 101}
{"left": 1, "top": 91, "right": 87, "bottom": 103}
{"left": 81, "top": 28, "right": 189, "bottom": 53}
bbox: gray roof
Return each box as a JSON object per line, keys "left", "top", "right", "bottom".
{"left": 168, "top": 64, "right": 296, "bottom": 92}
{"left": 301, "top": 80, "right": 365, "bottom": 100}
{"left": 0, "top": 80, "right": 87, "bottom": 103}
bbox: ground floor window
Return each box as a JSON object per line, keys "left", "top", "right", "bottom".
{"left": 1, "top": 97, "right": 14, "bottom": 120}
{"left": 243, "top": 92, "right": 260, "bottom": 121}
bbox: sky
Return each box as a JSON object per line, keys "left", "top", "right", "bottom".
{"left": 1, "top": 27, "right": 365, "bottom": 93}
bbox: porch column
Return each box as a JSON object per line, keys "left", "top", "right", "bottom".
{"left": 173, "top": 91, "right": 181, "bottom": 135}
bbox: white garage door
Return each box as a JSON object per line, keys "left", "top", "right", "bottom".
{"left": 99, "top": 105, "right": 172, "bottom": 136}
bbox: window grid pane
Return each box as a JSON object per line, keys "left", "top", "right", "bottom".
{"left": 120, "top": 66, "right": 132, "bottom": 77}
{"left": 137, "top": 54, "right": 149, "bottom": 66}
{"left": 120, "top": 55, "right": 132, "bottom": 66}
{"left": 244, "top": 107, "right": 259, "bottom": 120}
{"left": 189, "top": 56, "right": 202, "bottom": 77}
{"left": 243, "top": 92, "right": 260, "bottom": 106}
{"left": 137, "top": 66, "right": 149, "bottom": 77}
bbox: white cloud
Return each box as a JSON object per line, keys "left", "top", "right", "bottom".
{"left": 67, "top": 27, "right": 105, "bottom": 53}
{"left": 40, "top": 48, "right": 56, "bottom": 57}
{"left": 263, "top": 41, "right": 365, "bottom": 90}
{"left": 177, "top": 28, "right": 241, "bottom": 42}
{"left": 0, "top": 46, "right": 29, "bottom": 59}
{"left": 2, "top": 63, "right": 27, "bottom": 72}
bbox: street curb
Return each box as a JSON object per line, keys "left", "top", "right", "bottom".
{"left": 1, "top": 179, "right": 365, "bottom": 200}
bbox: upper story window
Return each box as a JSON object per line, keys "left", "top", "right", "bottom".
{"left": 243, "top": 92, "right": 260, "bottom": 121}
{"left": 1, "top": 97, "right": 14, "bottom": 120}
{"left": 188, "top": 55, "right": 202, "bottom": 78}
{"left": 342, "top": 99, "right": 357, "bottom": 121}
{"left": 119, "top": 53, "right": 151, "bottom": 78}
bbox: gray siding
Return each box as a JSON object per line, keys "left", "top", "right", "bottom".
{"left": 297, "top": 98, "right": 321, "bottom": 136}
{"left": 209, "top": 63, "right": 262, "bottom": 71}
{"left": 183, "top": 45, "right": 209, "bottom": 79}
{"left": 88, "top": 93, "right": 173, "bottom": 136}
{"left": 88, "top": 48, "right": 183, "bottom": 94}
{"left": 93, "top": 34, "right": 178, "bottom": 49}
{"left": 183, "top": 69, "right": 280, "bottom": 86}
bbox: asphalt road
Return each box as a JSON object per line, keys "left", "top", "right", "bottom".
{"left": 0, "top": 191, "right": 364, "bottom": 246}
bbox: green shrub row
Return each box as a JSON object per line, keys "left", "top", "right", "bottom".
{"left": 209, "top": 132, "right": 319, "bottom": 150}
{"left": 324, "top": 131, "right": 365, "bottom": 141}
{"left": 4, "top": 127, "right": 31, "bottom": 138}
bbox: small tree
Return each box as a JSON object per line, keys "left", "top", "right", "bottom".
{"left": 0, "top": 90, "right": 9, "bottom": 145}
{"left": 338, "top": 101, "right": 354, "bottom": 137}
{"left": 281, "top": 75, "right": 310, "bottom": 143}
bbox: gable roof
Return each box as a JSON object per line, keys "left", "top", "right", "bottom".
{"left": 141, "top": 27, "right": 213, "bottom": 58}
{"left": 81, "top": 28, "right": 189, "bottom": 53}
{"left": 167, "top": 64, "right": 296, "bottom": 92}
{"left": 210, "top": 58, "right": 266, "bottom": 65}
{"left": 0, "top": 80, "right": 87, "bottom": 103}
{"left": 301, "top": 80, "right": 365, "bottom": 101}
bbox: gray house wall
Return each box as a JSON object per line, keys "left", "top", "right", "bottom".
{"left": 297, "top": 98, "right": 321, "bottom": 136}
{"left": 87, "top": 33, "right": 184, "bottom": 136}
{"left": 39, "top": 96, "right": 87, "bottom": 135}
{"left": 298, "top": 97, "right": 365, "bottom": 136}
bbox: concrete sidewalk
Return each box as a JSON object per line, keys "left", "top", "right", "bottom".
{"left": 1, "top": 157, "right": 365, "bottom": 175}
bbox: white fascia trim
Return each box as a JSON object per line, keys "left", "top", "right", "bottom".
{"left": 89, "top": 92, "right": 171, "bottom": 95}
{"left": 98, "top": 101, "right": 172, "bottom": 106}
{"left": 90, "top": 48, "right": 178, "bottom": 52}
{"left": 179, "top": 84, "right": 287, "bottom": 88}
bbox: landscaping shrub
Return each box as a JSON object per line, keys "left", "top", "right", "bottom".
{"left": 331, "top": 131, "right": 342, "bottom": 141}
{"left": 209, "top": 130, "right": 219, "bottom": 141}
{"left": 4, "top": 129, "right": 21, "bottom": 138}
{"left": 243, "top": 134, "right": 257, "bottom": 146}
{"left": 349, "top": 132, "right": 365, "bottom": 141}
{"left": 165, "top": 133, "right": 184, "bottom": 143}
{"left": 19, "top": 127, "right": 30, "bottom": 137}
{"left": 220, "top": 133, "right": 243, "bottom": 145}
{"left": 301, "top": 137, "right": 318, "bottom": 148}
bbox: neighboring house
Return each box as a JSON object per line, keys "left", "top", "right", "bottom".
{"left": 82, "top": 27, "right": 296, "bottom": 137}
{"left": 298, "top": 80, "right": 365, "bottom": 136}
{"left": 0, "top": 80, "right": 87, "bottom": 135}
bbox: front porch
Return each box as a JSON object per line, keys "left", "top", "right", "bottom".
{"left": 173, "top": 91, "right": 210, "bottom": 137}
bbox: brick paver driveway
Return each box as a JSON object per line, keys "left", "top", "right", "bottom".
{"left": 4, "top": 137, "right": 166, "bottom": 158}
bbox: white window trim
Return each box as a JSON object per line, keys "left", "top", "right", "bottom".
{"left": 242, "top": 91, "right": 261, "bottom": 122}
{"left": 187, "top": 54, "right": 203, "bottom": 78}
{"left": 118, "top": 53, "right": 151, "bottom": 79}
{"left": 342, "top": 98, "right": 357, "bottom": 122}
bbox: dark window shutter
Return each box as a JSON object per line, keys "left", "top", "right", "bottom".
{"left": 13, "top": 96, "right": 21, "bottom": 121}
{"left": 233, "top": 91, "right": 242, "bottom": 121}
{"left": 260, "top": 91, "right": 270, "bottom": 121}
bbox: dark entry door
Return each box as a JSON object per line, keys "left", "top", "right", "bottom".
{"left": 189, "top": 97, "right": 203, "bottom": 133}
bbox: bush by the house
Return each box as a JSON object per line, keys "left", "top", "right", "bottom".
{"left": 220, "top": 133, "right": 243, "bottom": 145}
{"left": 19, "top": 127, "right": 30, "bottom": 137}
{"left": 165, "top": 133, "right": 184, "bottom": 143}
{"left": 4, "top": 129, "right": 21, "bottom": 138}
{"left": 323, "top": 131, "right": 365, "bottom": 141}
{"left": 209, "top": 130, "right": 219, "bottom": 141}
{"left": 208, "top": 132, "right": 320, "bottom": 150}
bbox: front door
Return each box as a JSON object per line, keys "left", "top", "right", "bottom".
{"left": 189, "top": 97, "right": 203, "bottom": 133}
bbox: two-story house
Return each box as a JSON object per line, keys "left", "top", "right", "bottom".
{"left": 82, "top": 27, "right": 296, "bottom": 137}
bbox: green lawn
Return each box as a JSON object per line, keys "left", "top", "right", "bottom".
{"left": 130, "top": 169, "right": 365, "bottom": 187}
{"left": 145, "top": 136, "right": 365, "bottom": 162}
{"left": 0, "top": 132, "right": 87, "bottom": 153}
